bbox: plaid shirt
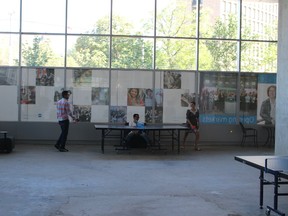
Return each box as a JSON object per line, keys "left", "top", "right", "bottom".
{"left": 56, "top": 98, "right": 73, "bottom": 121}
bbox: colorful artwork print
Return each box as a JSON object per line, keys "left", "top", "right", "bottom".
{"left": 127, "top": 88, "right": 163, "bottom": 107}
{"left": 73, "top": 69, "right": 92, "bottom": 87}
{"left": 164, "top": 71, "right": 181, "bottom": 89}
{"left": 92, "top": 87, "right": 109, "bottom": 105}
{"left": 73, "top": 105, "right": 91, "bottom": 122}
{"left": 20, "top": 86, "right": 36, "bottom": 104}
{"left": 127, "top": 88, "right": 145, "bottom": 106}
{"left": 36, "top": 68, "right": 54, "bottom": 86}
{"left": 181, "top": 92, "right": 197, "bottom": 107}
{"left": 145, "top": 107, "right": 163, "bottom": 123}
{"left": 110, "top": 106, "right": 127, "bottom": 123}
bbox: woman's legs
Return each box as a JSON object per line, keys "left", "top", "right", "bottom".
{"left": 183, "top": 130, "right": 200, "bottom": 150}
{"left": 194, "top": 131, "right": 200, "bottom": 150}
{"left": 182, "top": 131, "right": 189, "bottom": 149}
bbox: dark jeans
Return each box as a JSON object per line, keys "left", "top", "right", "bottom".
{"left": 56, "top": 120, "right": 69, "bottom": 148}
{"left": 125, "top": 132, "right": 150, "bottom": 148}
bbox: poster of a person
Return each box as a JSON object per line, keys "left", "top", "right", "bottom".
{"left": 258, "top": 85, "right": 276, "bottom": 125}
{"left": 20, "top": 86, "right": 36, "bottom": 104}
{"left": 144, "top": 89, "right": 155, "bottom": 107}
{"left": 127, "top": 88, "right": 145, "bottom": 106}
{"left": 257, "top": 74, "right": 276, "bottom": 125}
{"left": 154, "top": 89, "right": 163, "bottom": 107}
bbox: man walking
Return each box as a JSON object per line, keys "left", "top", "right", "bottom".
{"left": 55, "top": 90, "right": 77, "bottom": 152}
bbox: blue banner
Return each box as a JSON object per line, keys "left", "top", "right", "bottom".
{"left": 200, "top": 114, "right": 257, "bottom": 124}
{"left": 258, "top": 74, "right": 276, "bottom": 84}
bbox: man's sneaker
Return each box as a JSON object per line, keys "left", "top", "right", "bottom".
{"left": 54, "top": 144, "right": 60, "bottom": 150}
{"left": 59, "top": 148, "right": 69, "bottom": 152}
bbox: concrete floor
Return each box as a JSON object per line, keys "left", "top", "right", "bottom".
{"left": 0, "top": 144, "right": 287, "bottom": 216}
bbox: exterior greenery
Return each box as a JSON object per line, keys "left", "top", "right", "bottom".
{"left": 7, "top": 1, "right": 278, "bottom": 72}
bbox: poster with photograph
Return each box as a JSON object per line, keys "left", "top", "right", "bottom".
{"left": 144, "top": 88, "right": 163, "bottom": 107}
{"left": 181, "top": 91, "right": 197, "bottom": 107}
{"left": 73, "top": 105, "right": 91, "bottom": 122}
{"left": 239, "top": 74, "right": 258, "bottom": 124}
{"left": 155, "top": 89, "right": 163, "bottom": 107}
{"left": 256, "top": 74, "right": 276, "bottom": 125}
{"left": 92, "top": 87, "right": 109, "bottom": 105}
{"left": 127, "top": 88, "right": 145, "bottom": 106}
{"left": 0, "top": 68, "right": 17, "bottom": 85}
{"left": 36, "top": 68, "right": 54, "bottom": 86}
{"left": 110, "top": 106, "right": 127, "bottom": 123}
{"left": 145, "top": 107, "right": 163, "bottom": 123}
{"left": 54, "top": 87, "right": 65, "bottom": 102}
{"left": 199, "top": 72, "right": 238, "bottom": 124}
{"left": 164, "top": 71, "right": 181, "bottom": 89}
{"left": 20, "top": 86, "right": 36, "bottom": 104}
{"left": 73, "top": 69, "right": 92, "bottom": 87}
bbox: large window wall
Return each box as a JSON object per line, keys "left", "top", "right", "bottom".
{"left": 0, "top": 0, "right": 278, "bottom": 124}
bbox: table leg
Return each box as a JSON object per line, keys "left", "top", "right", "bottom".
{"left": 273, "top": 174, "right": 279, "bottom": 211}
{"left": 259, "top": 170, "right": 264, "bottom": 209}
{"left": 171, "top": 130, "right": 174, "bottom": 151}
{"left": 177, "top": 129, "right": 181, "bottom": 154}
{"left": 101, "top": 129, "right": 105, "bottom": 154}
{"left": 266, "top": 173, "right": 285, "bottom": 216}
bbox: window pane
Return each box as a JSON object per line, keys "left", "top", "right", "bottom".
{"left": 67, "top": 35, "right": 110, "bottom": 68}
{"left": 21, "top": 35, "right": 65, "bottom": 67}
{"left": 242, "top": 0, "right": 278, "bottom": 40}
{"left": 0, "top": 34, "right": 19, "bottom": 66}
{"left": 200, "top": 0, "right": 240, "bottom": 39}
{"left": 113, "top": 0, "right": 154, "bottom": 36}
{"left": 111, "top": 37, "right": 153, "bottom": 69}
{"left": 156, "top": 38, "right": 196, "bottom": 70}
{"left": 199, "top": 40, "right": 238, "bottom": 72}
{"left": 0, "top": 0, "right": 20, "bottom": 32}
{"left": 157, "top": 0, "right": 196, "bottom": 37}
{"left": 22, "top": 0, "right": 66, "bottom": 33}
{"left": 67, "top": 0, "right": 110, "bottom": 34}
{"left": 241, "top": 41, "right": 277, "bottom": 72}
{"left": 199, "top": 40, "right": 237, "bottom": 71}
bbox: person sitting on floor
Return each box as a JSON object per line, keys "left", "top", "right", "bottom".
{"left": 125, "top": 113, "right": 150, "bottom": 148}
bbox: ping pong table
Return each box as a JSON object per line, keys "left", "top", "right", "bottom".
{"left": 94, "top": 124, "right": 189, "bottom": 154}
{"left": 235, "top": 155, "right": 288, "bottom": 216}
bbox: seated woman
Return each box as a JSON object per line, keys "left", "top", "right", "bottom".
{"left": 182, "top": 101, "right": 200, "bottom": 151}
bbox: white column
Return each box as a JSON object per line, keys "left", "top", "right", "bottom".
{"left": 275, "top": 0, "right": 288, "bottom": 155}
